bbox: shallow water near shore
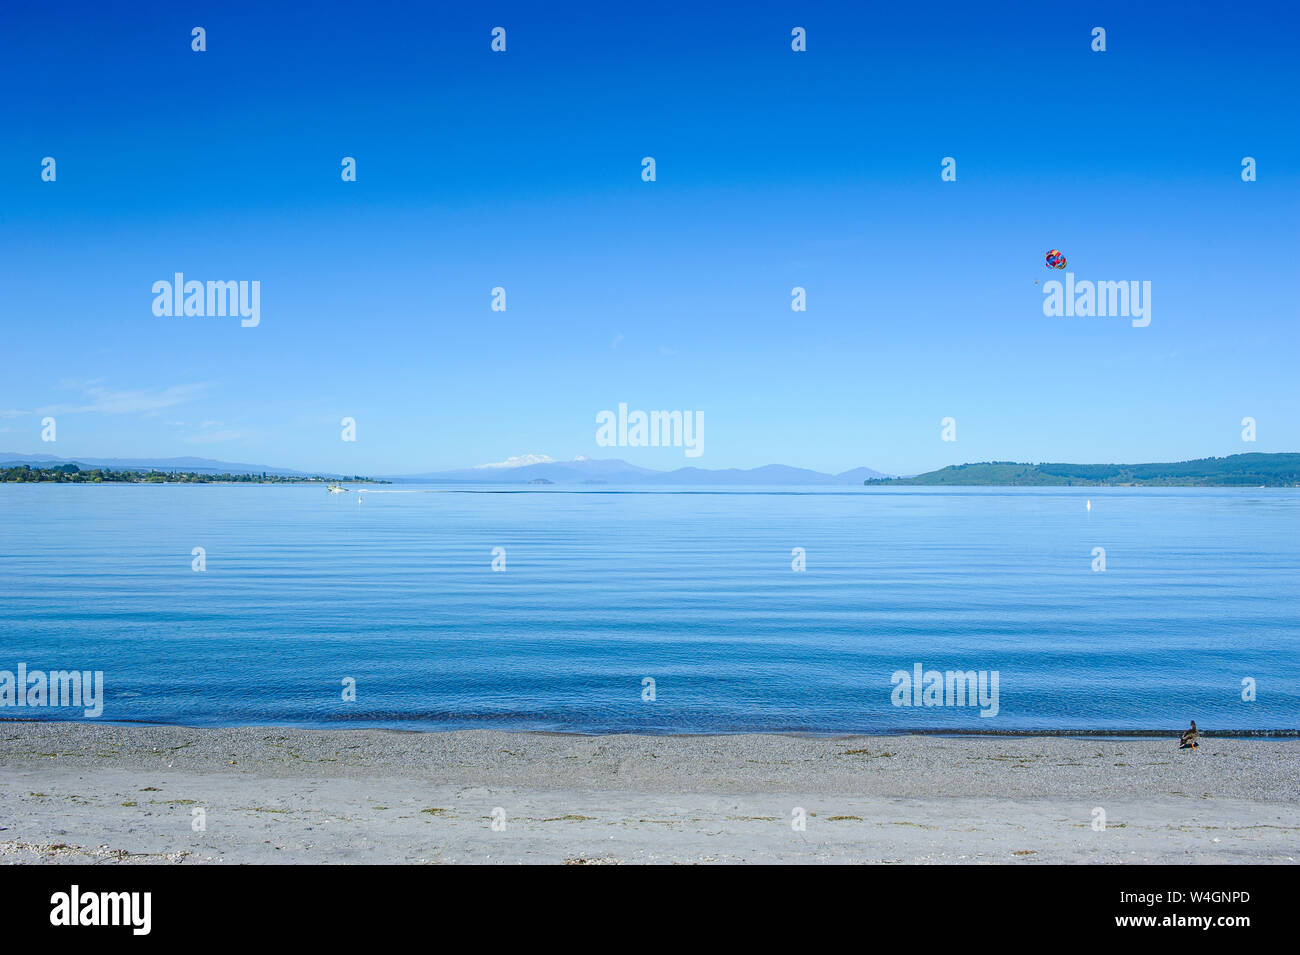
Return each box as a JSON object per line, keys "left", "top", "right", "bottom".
{"left": 1, "top": 484, "right": 1297, "bottom": 733}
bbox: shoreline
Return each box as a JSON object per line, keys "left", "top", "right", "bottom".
{"left": 4, "top": 718, "right": 1299, "bottom": 739}
{"left": 2, "top": 721, "right": 1296, "bottom": 864}
{"left": 4, "top": 483, "right": 1297, "bottom": 489}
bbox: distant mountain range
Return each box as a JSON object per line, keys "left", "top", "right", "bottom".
{"left": 15, "top": 451, "right": 1296, "bottom": 487}
{"left": 0, "top": 453, "right": 893, "bottom": 485}
{"left": 396, "top": 458, "right": 892, "bottom": 485}
{"left": 868, "top": 453, "right": 1300, "bottom": 487}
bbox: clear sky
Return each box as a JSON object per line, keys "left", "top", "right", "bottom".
{"left": 2, "top": 0, "right": 1296, "bottom": 475}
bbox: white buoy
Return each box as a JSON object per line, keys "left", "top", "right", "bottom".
{"left": 1086, "top": 499, "right": 1092, "bottom": 511}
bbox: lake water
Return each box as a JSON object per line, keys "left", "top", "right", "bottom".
{"left": 1, "top": 484, "right": 1297, "bottom": 734}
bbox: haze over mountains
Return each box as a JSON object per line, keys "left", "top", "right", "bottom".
{"left": 0, "top": 452, "right": 894, "bottom": 485}
{"left": 8, "top": 451, "right": 1300, "bottom": 486}
{"left": 400, "top": 458, "right": 893, "bottom": 485}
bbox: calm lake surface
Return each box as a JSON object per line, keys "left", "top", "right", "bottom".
{"left": 1, "top": 484, "right": 1297, "bottom": 734}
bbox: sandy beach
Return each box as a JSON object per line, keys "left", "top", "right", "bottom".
{"left": 1, "top": 722, "right": 1296, "bottom": 864}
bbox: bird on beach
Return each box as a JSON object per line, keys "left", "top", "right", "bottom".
{"left": 1179, "top": 721, "right": 1200, "bottom": 749}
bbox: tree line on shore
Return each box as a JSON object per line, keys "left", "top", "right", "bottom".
{"left": 1, "top": 464, "right": 380, "bottom": 484}
{"left": 866, "top": 453, "right": 1300, "bottom": 487}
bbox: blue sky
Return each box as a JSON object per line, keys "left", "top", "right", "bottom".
{"left": 2, "top": 0, "right": 1296, "bottom": 475}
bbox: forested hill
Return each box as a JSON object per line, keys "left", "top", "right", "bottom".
{"left": 866, "top": 453, "right": 1300, "bottom": 487}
